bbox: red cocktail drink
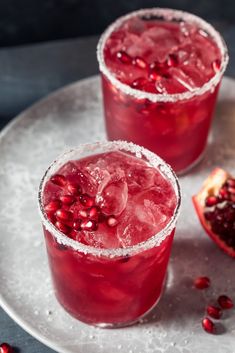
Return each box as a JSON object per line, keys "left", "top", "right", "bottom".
{"left": 39, "top": 141, "right": 180, "bottom": 327}
{"left": 97, "top": 9, "right": 228, "bottom": 174}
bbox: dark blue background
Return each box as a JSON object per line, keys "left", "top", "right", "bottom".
{"left": 0, "top": 0, "right": 234, "bottom": 46}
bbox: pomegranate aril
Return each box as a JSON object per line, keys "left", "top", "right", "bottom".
{"left": 131, "top": 77, "right": 147, "bottom": 90}
{"left": 0, "top": 343, "right": 13, "bottom": 353}
{"left": 148, "top": 67, "right": 161, "bottom": 82}
{"left": 212, "top": 59, "right": 221, "bottom": 73}
{"left": 107, "top": 216, "right": 118, "bottom": 227}
{"left": 55, "top": 209, "right": 72, "bottom": 222}
{"left": 79, "top": 209, "right": 88, "bottom": 219}
{"left": 88, "top": 206, "right": 100, "bottom": 220}
{"left": 116, "top": 50, "right": 132, "bottom": 64}
{"left": 218, "top": 295, "right": 234, "bottom": 309}
{"left": 194, "top": 276, "right": 211, "bottom": 289}
{"left": 60, "top": 195, "right": 75, "bottom": 205}
{"left": 72, "top": 220, "right": 82, "bottom": 231}
{"left": 167, "top": 54, "right": 178, "bottom": 67}
{"left": 79, "top": 193, "right": 95, "bottom": 207}
{"left": 205, "top": 196, "right": 218, "bottom": 207}
{"left": 228, "top": 187, "right": 235, "bottom": 194}
{"left": 45, "top": 200, "right": 61, "bottom": 213}
{"left": 219, "top": 188, "right": 229, "bottom": 200}
{"left": 133, "top": 56, "right": 147, "bottom": 69}
{"left": 50, "top": 174, "right": 67, "bottom": 187}
{"left": 55, "top": 221, "right": 70, "bottom": 234}
{"left": 206, "top": 305, "right": 222, "bottom": 319}
{"left": 69, "top": 229, "right": 78, "bottom": 239}
{"left": 81, "top": 219, "right": 98, "bottom": 231}
{"left": 67, "top": 182, "right": 81, "bottom": 196}
{"left": 202, "top": 317, "right": 215, "bottom": 334}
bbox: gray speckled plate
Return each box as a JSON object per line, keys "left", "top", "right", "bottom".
{"left": 0, "top": 76, "right": 235, "bottom": 353}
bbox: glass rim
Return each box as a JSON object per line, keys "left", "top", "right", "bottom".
{"left": 38, "top": 140, "right": 181, "bottom": 258}
{"left": 97, "top": 7, "right": 229, "bottom": 103}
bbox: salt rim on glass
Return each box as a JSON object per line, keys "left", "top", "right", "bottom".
{"left": 38, "top": 140, "right": 181, "bottom": 258}
{"left": 97, "top": 8, "right": 229, "bottom": 102}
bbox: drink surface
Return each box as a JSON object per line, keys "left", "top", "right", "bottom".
{"left": 43, "top": 151, "right": 177, "bottom": 249}
{"left": 104, "top": 16, "right": 221, "bottom": 94}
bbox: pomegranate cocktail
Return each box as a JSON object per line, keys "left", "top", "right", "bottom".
{"left": 38, "top": 141, "right": 180, "bottom": 327}
{"left": 97, "top": 8, "right": 228, "bottom": 173}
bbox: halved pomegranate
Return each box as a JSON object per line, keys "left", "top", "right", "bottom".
{"left": 193, "top": 168, "right": 235, "bottom": 258}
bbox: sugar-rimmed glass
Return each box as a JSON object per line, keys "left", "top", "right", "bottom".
{"left": 97, "top": 8, "right": 229, "bottom": 174}
{"left": 38, "top": 141, "right": 181, "bottom": 327}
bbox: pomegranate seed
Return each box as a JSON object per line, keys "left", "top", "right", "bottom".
{"left": 202, "top": 317, "right": 215, "bottom": 334}
{"left": 55, "top": 209, "right": 72, "bottom": 222}
{"left": 219, "top": 188, "right": 229, "bottom": 200}
{"left": 148, "top": 68, "right": 161, "bottom": 82}
{"left": 212, "top": 59, "right": 221, "bottom": 73}
{"left": 205, "top": 196, "right": 218, "bottom": 207}
{"left": 88, "top": 206, "right": 100, "bottom": 220}
{"left": 55, "top": 221, "right": 70, "bottom": 234}
{"left": 50, "top": 174, "right": 67, "bottom": 187}
{"left": 227, "top": 178, "right": 235, "bottom": 187}
{"left": 44, "top": 199, "right": 61, "bottom": 213}
{"left": 131, "top": 77, "right": 147, "bottom": 90}
{"left": 167, "top": 54, "right": 178, "bottom": 67}
{"left": 228, "top": 187, "right": 235, "bottom": 194}
{"left": 79, "top": 193, "right": 95, "bottom": 207}
{"left": 133, "top": 56, "right": 147, "bottom": 69}
{"left": 72, "top": 220, "right": 82, "bottom": 231}
{"left": 78, "top": 209, "right": 88, "bottom": 219}
{"left": 80, "top": 219, "right": 98, "bottom": 231}
{"left": 116, "top": 50, "right": 132, "bottom": 64}
{"left": 59, "top": 194, "right": 75, "bottom": 205}
{"left": 206, "top": 305, "right": 222, "bottom": 319}
{"left": 69, "top": 229, "right": 78, "bottom": 239}
{"left": 194, "top": 276, "right": 211, "bottom": 289}
{"left": 67, "top": 182, "right": 81, "bottom": 196}
{"left": 218, "top": 295, "right": 234, "bottom": 309}
{"left": 47, "top": 212, "right": 56, "bottom": 223}
{"left": 0, "top": 343, "right": 13, "bottom": 353}
{"left": 107, "top": 216, "right": 118, "bottom": 227}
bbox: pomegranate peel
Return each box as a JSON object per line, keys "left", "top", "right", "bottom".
{"left": 193, "top": 168, "right": 235, "bottom": 258}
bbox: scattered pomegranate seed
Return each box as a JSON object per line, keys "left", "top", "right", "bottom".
{"left": 59, "top": 194, "right": 75, "bottom": 205}
{"left": 88, "top": 206, "right": 100, "bottom": 220}
{"left": 67, "top": 182, "right": 81, "bottom": 196}
{"left": 55, "top": 209, "right": 72, "bottom": 222}
{"left": 116, "top": 50, "right": 132, "bottom": 64}
{"left": 202, "top": 317, "right": 215, "bottom": 334}
{"left": 50, "top": 174, "right": 67, "bottom": 187}
{"left": 167, "top": 54, "right": 178, "bottom": 67}
{"left": 206, "top": 305, "right": 222, "bottom": 319}
{"left": 205, "top": 196, "right": 218, "bottom": 207}
{"left": 79, "top": 194, "right": 95, "bottom": 207}
{"left": 133, "top": 56, "right": 147, "bottom": 69}
{"left": 78, "top": 209, "right": 88, "bottom": 219}
{"left": 44, "top": 200, "right": 61, "bottom": 213}
{"left": 0, "top": 343, "right": 13, "bottom": 353}
{"left": 194, "top": 276, "right": 211, "bottom": 289}
{"left": 107, "top": 216, "right": 118, "bottom": 227}
{"left": 212, "top": 59, "right": 221, "bottom": 73}
{"left": 55, "top": 221, "right": 70, "bottom": 234}
{"left": 131, "top": 77, "right": 147, "bottom": 90}
{"left": 72, "top": 220, "right": 82, "bottom": 231}
{"left": 80, "top": 219, "right": 98, "bottom": 231}
{"left": 218, "top": 295, "right": 234, "bottom": 309}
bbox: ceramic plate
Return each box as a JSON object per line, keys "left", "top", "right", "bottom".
{"left": 0, "top": 76, "right": 234, "bottom": 353}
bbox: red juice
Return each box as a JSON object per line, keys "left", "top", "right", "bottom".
{"left": 97, "top": 9, "right": 228, "bottom": 173}
{"left": 39, "top": 142, "right": 180, "bottom": 327}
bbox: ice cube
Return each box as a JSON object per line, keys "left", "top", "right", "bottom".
{"left": 127, "top": 164, "right": 156, "bottom": 192}
{"left": 169, "top": 67, "right": 196, "bottom": 92}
